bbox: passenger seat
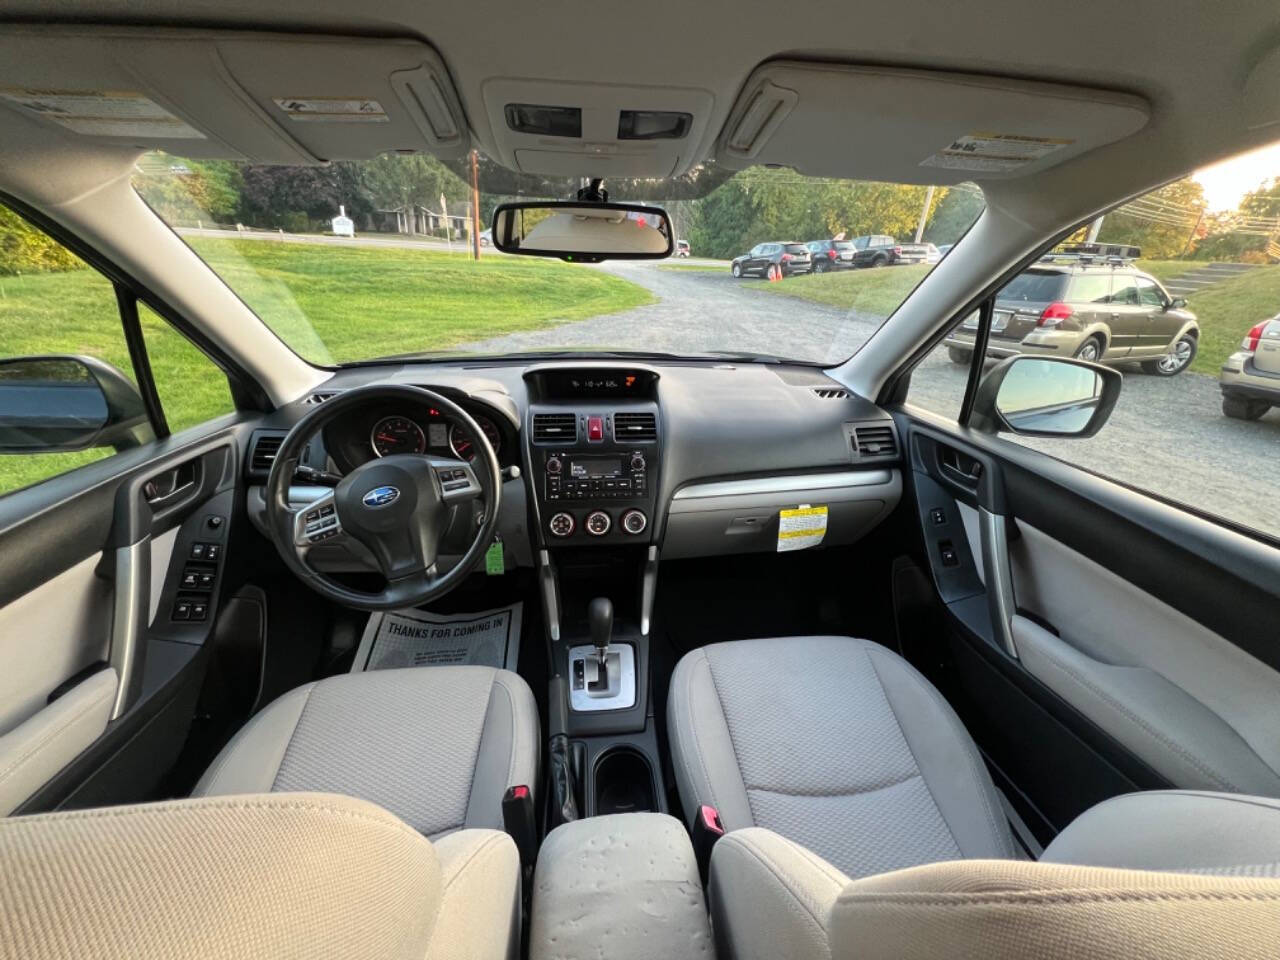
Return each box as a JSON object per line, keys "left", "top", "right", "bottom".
{"left": 667, "top": 635, "right": 1019, "bottom": 878}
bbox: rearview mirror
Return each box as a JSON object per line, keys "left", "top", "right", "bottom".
{"left": 970, "top": 356, "right": 1121, "bottom": 438}
{"left": 490, "top": 202, "right": 673, "bottom": 262}
{"left": 0, "top": 355, "right": 150, "bottom": 453}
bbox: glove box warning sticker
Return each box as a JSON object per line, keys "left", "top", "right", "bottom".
{"left": 777, "top": 504, "right": 828, "bottom": 552}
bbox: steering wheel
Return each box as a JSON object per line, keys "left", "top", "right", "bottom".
{"left": 264, "top": 384, "right": 502, "bottom": 611}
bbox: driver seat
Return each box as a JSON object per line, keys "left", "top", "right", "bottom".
{"left": 194, "top": 665, "right": 540, "bottom": 838}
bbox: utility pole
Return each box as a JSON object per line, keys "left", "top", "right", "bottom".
{"left": 1181, "top": 207, "right": 1206, "bottom": 257}
{"left": 914, "top": 185, "right": 935, "bottom": 243}
{"left": 470, "top": 150, "right": 481, "bottom": 260}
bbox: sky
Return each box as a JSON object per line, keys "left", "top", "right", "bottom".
{"left": 1193, "top": 141, "right": 1280, "bottom": 211}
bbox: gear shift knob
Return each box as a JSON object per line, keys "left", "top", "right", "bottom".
{"left": 588, "top": 597, "right": 613, "bottom": 657}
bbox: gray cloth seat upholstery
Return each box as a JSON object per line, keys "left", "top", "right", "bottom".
{"left": 667, "top": 635, "right": 1018, "bottom": 879}
{"left": 195, "top": 665, "right": 539, "bottom": 838}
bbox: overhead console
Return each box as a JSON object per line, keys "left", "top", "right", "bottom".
{"left": 524, "top": 366, "right": 661, "bottom": 547}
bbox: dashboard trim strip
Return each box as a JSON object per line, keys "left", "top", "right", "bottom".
{"left": 672, "top": 469, "right": 894, "bottom": 500}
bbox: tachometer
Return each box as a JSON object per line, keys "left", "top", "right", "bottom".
{"left": 370, "top": 416, "right": 426, "bottom": 457}
{"left": 448, "top": 416, "right": 502, "bottom": 461}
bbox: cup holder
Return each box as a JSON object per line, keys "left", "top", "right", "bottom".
{"left": 592, "top": 747, "right": 657, "bottom": 816}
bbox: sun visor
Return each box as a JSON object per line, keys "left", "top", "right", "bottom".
{"left": 717, "top": 61, "right": 1149, "bottom": 183}
{"left": 0, "top": 27, "right": 470, "bottom": 164}
{"left": 479, "top": 77, "right": 715, "bottom": 179}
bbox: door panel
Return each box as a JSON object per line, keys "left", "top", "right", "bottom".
{"left": 899, "top": 412, "right": 1280, "bottom": 834}
{"left": 1009, "top": 521, "right": 1280, "bottom": 794}
{"left": 0, "top": 425, "right": 250, "bottom": 813}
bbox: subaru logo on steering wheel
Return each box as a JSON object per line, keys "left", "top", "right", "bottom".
{"left": 362, "top": 485, "right": 400, "bottom": 508}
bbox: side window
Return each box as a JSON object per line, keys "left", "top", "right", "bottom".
{"left": 1136, "top": 277, "right": 1166, "bottom": 307}
{"left": 0, "top": 203, "right": 234, "bottom": 497}
{"left": 1111, "top": 275, "right": 1140, "bottom": 305}
{"left": 906, "top": 166, "right": 1280, "bottom": 542}
{"left": 138, "top": 303, "right": 235, "bottom": 433}
{"left": 853, "top": 237, "right": 868, "bottom": 249}
{"left": 1068, "top": 274, "right": 1113, "bottom": 303}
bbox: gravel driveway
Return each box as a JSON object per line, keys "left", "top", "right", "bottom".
{"left": 462, "top": 261, "right": 1279, "bottom": 536}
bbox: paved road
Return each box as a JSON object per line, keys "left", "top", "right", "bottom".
{"left": 463, "top": 260, "right": 1279, "bottom": 534}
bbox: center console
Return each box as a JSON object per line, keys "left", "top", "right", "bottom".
{"left": 523, "top": 365, "right": 669, "bottom": 827}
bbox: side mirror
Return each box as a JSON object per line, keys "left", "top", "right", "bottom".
{"left": 1169, "top": 297, "right": 1188, "bottom": 309}
{"left": 970, "top": 356, "right": 1121, "bottom": 438}
{"left": 490, "top": 201, "right": 673, "bottom": 262}
{"left": 0, "top": 355, "right": 150, "bottom": 453}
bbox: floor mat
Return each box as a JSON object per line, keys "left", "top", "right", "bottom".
{"left": 351, "top": 602, "right": 522, "bottom": 672}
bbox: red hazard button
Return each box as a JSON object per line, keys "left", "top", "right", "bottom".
{"left": 587, "top": 416, "right": 604, "bottom": 442}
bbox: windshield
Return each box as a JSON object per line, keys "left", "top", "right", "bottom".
{"left": 134, "top": 152, "right": 984, "bottom": 366}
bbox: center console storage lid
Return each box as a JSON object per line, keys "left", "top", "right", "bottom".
{"left": 530, "top": 813, "right": 711, "bottom": 960}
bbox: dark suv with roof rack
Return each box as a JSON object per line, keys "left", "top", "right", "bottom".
{"left": 944, "top": 244, "right": 1200, "bottom": 376}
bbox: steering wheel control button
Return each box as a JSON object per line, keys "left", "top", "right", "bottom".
{"left": 587, "top": 415, "right": 604, "bottom": 442}
{"left": 621, "top": 509, "right": 648, "bottom": 535}
{"left": 585, "top": 510, "right": 611, "bottom": 536}
{"left": 550, "top": 512, "right": 576, "bottom": 537}
{"left": 362, "top": 485, "right": 401, "bottom": 508}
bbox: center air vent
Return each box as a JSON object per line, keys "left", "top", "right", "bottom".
{"left": 812, "top": 388, "right": 849, "bottom": 400}
{"left": 614, "top": 412, "right": 657, "bottom": 442}
{"left": 248, "top": 430, "right": 286, "bottom": 476}
{"left": 304, "top": 390, "right": 341, "bottom": 405}
{"left": 851, "top": 423, "right": 899, "bottom": 460}
{"left": 532, "top": 413, "right": 577, "bottom": 444}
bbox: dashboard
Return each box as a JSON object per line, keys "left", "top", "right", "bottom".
{"left": 245, "top": 360, "right": 904, "bottom": 569}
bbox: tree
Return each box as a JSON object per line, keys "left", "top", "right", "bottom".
{"left": 0, "top": 205, "right": 84, "bottom": 275}
{"left": 132, "top": 156, "right": 243, "bottom": 224}
{"left": 1096, "top": 178, "right": 1206, "bottom": 259}
{"left": 924, "top": 186, "right": 984, "bottom": 244}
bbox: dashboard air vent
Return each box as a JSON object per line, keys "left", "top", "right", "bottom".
{"left": 532, "top": 413, "right": 577, "bottom": 444}
{"left": 614, "top": 412, "right": 657, "bottom": 442}
{"left": 305, "top": 390, "right": 341, "bottom": 405}
{"left": 852, "top": 423, "right": 898, "bottom": 460}
{"left": 811, "top": 388, "right": 849, "bottom": 400}
{"left": 248, "top": 431, "right": 286, "bottom": 476}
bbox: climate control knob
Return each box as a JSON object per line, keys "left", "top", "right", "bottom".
{"left": 630, "top": 452, "right": 646, "bottom": 471}
{"left": 549, "top": 512, "right": 575, "bottom": 537}
{"left": 621, "top": 509, "right": 648, "bottom": 535}
{"left": 584, "top": 510, "right": 611, "bottom": 536}
{"left": 546, "top": 457, "right": 563, "bottom": 475}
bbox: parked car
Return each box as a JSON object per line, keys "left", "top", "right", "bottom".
{"left": 849, "top": 234, "right": 931, "bottom": 267}
{"left": 805, "top": 239, "right": 856, "bottom": 272}
{"left": 478, "top": 228, "right": 491, "bottom": 247}
{"left": 675, "top": 239, "right": 690, "bottom": 257}
{"left": 730, "top": 241, "right": 812, "bottom": 279}
{"left": 925, "top": 243, "right": 942, "bottom": 264}
{"left": 1220, "top": 314, "right": 1280, "bottom": 419}
{"left": 945, "top": 253, "right": 1200, "bottom": 375}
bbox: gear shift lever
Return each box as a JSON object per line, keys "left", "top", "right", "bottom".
{"left": 587, "top": 597, "right": 613, "bottom": 691}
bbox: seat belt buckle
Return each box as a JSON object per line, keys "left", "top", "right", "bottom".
{"left": 691, "top": 803, "right": 725, "bottom": 884}
{"left": 502, "top": 784, "right": 537, "bottom": 876}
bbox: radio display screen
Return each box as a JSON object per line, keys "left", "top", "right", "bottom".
{"left": 569, "top": 458, "right": 622, "bottom": 479}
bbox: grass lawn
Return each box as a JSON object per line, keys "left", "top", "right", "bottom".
{"left": 657, "top": 262, "right": 725, "bottom": 273}
{"left": 185, "top": 237, "right": 653, "bottom": 365}
{"left": 758, "top": 264, "right": 932, "bottom": 318}
{"left": 0, "top": 236, "right": 652, "bottom": 496}
{"left": 756, "top": 260, "right": 1280, "bottom": 375}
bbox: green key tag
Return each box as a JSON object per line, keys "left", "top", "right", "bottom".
{"left": 484, "top": 538, "right": 504, "bottom": 576}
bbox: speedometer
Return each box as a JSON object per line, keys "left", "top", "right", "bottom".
{"left": 370, "top": 416, "right": 426, "bottom": 457}
{"left": 448, "top": 416, "right": 502, "bottom": 461}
